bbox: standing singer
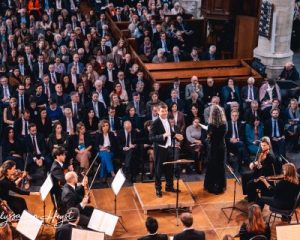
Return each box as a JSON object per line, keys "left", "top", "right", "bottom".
{"left": 149, "top": 103, "right": 183, "bottom": 198}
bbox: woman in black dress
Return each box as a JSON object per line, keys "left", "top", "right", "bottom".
{"left": 35, "top": 107, "right": 52, "bottom": 139}
{"left": 0, "top": 160, "right": 38, "bottom": 215}
{"left": 204, "top": 105, "right": 227, "bottom": 194}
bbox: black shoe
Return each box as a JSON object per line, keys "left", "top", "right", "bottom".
{"left": 165, "top": 188, "right": 181, "bottom": 193}
{"left": 156, "top": 190, "right": 162, "bottom": 198}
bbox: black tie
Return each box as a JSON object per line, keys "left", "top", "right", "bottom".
{"left": 25, "top": 121, "right": 28, "bottom": 135}
{"left": 32, "top": 136, "right": 37, "bottom": 154}
{"left": 126, "top": 132, "right": 131, "bottom": 147}
{"left": 273, "top": 120, "right": 278, "bottom": 137}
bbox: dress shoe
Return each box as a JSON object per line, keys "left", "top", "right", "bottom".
{"left": 165, "top": 188, "right": 181, "bottom": 193}
{"left": 156, "top": 190, "right": 162, "bottom": 198}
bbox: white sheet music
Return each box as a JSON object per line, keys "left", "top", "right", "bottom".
{"left": 276, "top": 225, "right": 300, "bottom": 240}
{"left": 40, "top": 174, "right": 53, "bottom": 201}
{"left": 111, "top": 169, "right": 126, "bottom": 196}
{"left": 71, "top": 228, "right": 105, "bottom": 240}
{"left": 16, "top": 210, "right": 43, "bottom": 240}
{"left": 88, "top": 209, "right": 119, "bottom": 236}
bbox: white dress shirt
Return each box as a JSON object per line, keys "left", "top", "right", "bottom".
{"left": 159, "top": 117, "right": 172, "bottom": 148}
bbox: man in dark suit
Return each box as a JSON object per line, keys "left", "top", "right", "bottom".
{"left": 106, "top": 106, "right": 121, "bottom": 133}
{"left": 112, "top": 8, "right": 127, "bottom": 22}
{"left": 33, "top": 55, "right": 49, "bottom": 81}
{"left": 85, "top": 92, "right": 107, "bottom": 120}
{"left": 149, "top": 103, "right": 184, "bottom": 197}
{"left": 0, "top": 76, "right": 14, "bottom": 103}
{"left": 129, "top": 92, "right": 146, "bottom": 117}
{"left": 138, "top": 217, "right": 168, "bottom": 240}
{"left": 61, "top": 108, "right": 78, "bottom": 135}
{"left": 165, "top": 89, "right": 185, "bottom": 112}
{"left": 52, "top": 84, "right": 70, "bottom": 107}
{"left": 64, "top": 91, "right": 84, "bottom": 121}
{"left": 14, "top": 84, "right": 29, "bottom": 113}
{"left": 67, "top": 53, "right": 84, "bottom": 74}
{"left": 50, "top": 147, "right": 73, "bottom": 214}
{"left": 241, "top": 77, "right": 259, "bottom": 109}
{"left": 48, "top": 64, "right": 61, "bottom": 85}
{"left": 14, "top": 109, "right": 32, "bottom": 139}
{"left": 61, "top": 171, "right": 93, "bottom": 227}
{"left": 25, "top": 123, "right": 51, "bottom": 170}
{"left": 102, "top": 61, "right": 118, "bottom": 92}
{"left": 155, "top": 32, "right": 172, "bottom": 53}
{"left": 264, "top": 108, "right": 286, "bottom": 157}
{"left": 201, "top": 45, "right": 218, "bottom": 60}
{"left": 17, "top": 56, "right": 31, "bottom": 76}
{"left": 118, "top": 121, "right": 139, "bottom": 183}
{"left": 174, "top": 212, "right": 205, "bottom": 240}
{"left": 226, "top": 110, "right": 249, "bottom": 171}
{"left": 55, "top": 208, "right": 80, "bottom": 240}
{"left": 243, "top": 100, "right": 262, "bottom": 123}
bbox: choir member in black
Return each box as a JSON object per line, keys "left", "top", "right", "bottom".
{"left": 48, "top": 122, "right": 69, "bottom": 154}
{"left": 149, "top": 103, "right": 184, "bottom": 197}
{"left": 2, "top": 127, "right": 24, "bottom": 169}
{"left": 55, "top": 207, "right": 81, "bottom": 240}
{"left": 202, "top": 77, "right": 219, "bottom": 106}
{"left": 83, "top": 109, "right": 99, "bottom": 135}
{"left": 35, "top": 107, "right": 52, "bottom": 139}
{"left": 61, "top": 171, "right": 93, "bottom": 227}
{"left": 257, "top": 163, "right": 300, "bottom": 213}
{"left": 241, "top": 137, "right": 278, "bottom": 202}
{"left": 50, "top": 147, "right": 73, "bottom": 214}
{"left": 0, "top": 160, "right": 39, "bottom": 215}
{"left": 238, "top": 204, "right": 270, "bottom": 240}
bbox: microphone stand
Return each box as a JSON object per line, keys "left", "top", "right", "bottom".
{"left": 221, "top": 164, "right": 246, "bottom": 223}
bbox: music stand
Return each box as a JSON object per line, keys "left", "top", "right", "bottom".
{"left": 163, "top": 159, "right": 194, "bottom": 226}
{"left": 221, "top": 163, "right": 246, "bottom": 223}
{"left": 39, "top": 174, "right": 54, "bottom": 226}
{"left": 111, "top": 169, "right": 127, "bottom": 232}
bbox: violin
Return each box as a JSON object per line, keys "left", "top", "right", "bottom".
{"left": 254, "top": 174, "right": 284, "bottom": 183}
{"left": 9, "top": 170, "right": 31, "bottom": 190}
{"left": 250, "top": 148, "right": 270, "bottom": 170}
{"left": 0, "top": 199, "right": 16, "bottom": 222}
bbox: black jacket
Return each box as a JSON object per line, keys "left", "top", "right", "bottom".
{"left": 174, "top": 229, "right": 205, "bottom": 240}
{"left": 138, "top": 233, "right": 169, "bottom": 240}
{"left": 61, "top": 184, "right": 84, "bottom": 214}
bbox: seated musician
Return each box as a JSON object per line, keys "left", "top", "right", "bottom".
{"left": 50, "top": 147, "right": 73, "bottom": 214}
{"left": 61, "top": 171, "right": 93, "bottom": 227}
{"left": 256, "top": 163, "right": 300, "bottom": 215}
{"left": 0, "top": 160, "right": 39, "bottom": 215}
{"left": 241, "top": 137, "right": 280, "bottom": 202}
{"left": 55, "top": 207, "right": 81, "bottom": 240}
{"left": 238, "top": 204, "right": 270, "bottom": 240}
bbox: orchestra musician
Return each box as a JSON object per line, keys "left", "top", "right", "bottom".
{"left": 0, "top": 160, "right": 39, "bottom": 215}
{"left": 50, "top": 147, "right": 73, "bottom": 214}
{"left": 241, "top": 137, "right": 280, "bottom": 202}
{"left": 149, "top": 103, "right": 184, "bottom": 198}
{"left": 61, "top": 171, "right": 93, "bottom": 227}
{"left": 256, "top": 163, "right": 300, "bottom": 216}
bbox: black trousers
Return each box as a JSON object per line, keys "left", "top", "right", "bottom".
{"left": 7, "top": 196, "right": 27, "bottom": 215}
{"left": 155, "top": 146, "right": 174, "bottom": 191}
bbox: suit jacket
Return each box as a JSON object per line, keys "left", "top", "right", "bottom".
{"left": 264, "top": 118, "right": 285, "bottom": 138}
{"left": 52, "top": 93, "right": 70, "bottom": 107}
{"left": 0, "top": 85, "right": 14, "bottom": 100}
{"left": 138, "top": 233, "right": 168, "bottom": 240}
{"left": 50, "top": 160, "right": 65, "bottom": 205}
{"left": 225, "top": 121, "right": 245, "bottom": 142}
{"left": 24, "top": 134, "right": 47, "bottom": 162}
{"left": 33, "top": 62, "right": 49, "bottom": 80}
{"left": 14, "top": 93, "right": 30, "bottom": 109}
{"left": 85, "top": 101, "right": 107, "bottom": 119}
{"left": 94, "top": 132, "right": 118, "bottom": 153}
{"left": 155, "top": 39, "right": 172, "bottom": 52}
{"left": 64, "top": 102, "right": 84, "bottom": 120}
{"left": 47, "top": 72, "right": 61, "bottom": 84}
{"left": 241, "top": 85, "right": 259, "bottom": 102}
{"left": 149, "top": 118, "right": 176, "bottom": 147}
{"left": 17, "top": 64, "right": 31, "bottom": 76}
{"left": 174, "top": 229, "right": 205, "bottom": 240}
{"left": 55, "top": 223, "right": 79, "bottom": 240}
{"left": 221, "top": 85, "right": 241, "bottom": 105}
{"left": 167, "top": 54, "right": 185, "bottom": 62}
{"left": 61, "top": 116, "right": 78, "bottom": 133}
{"left": 14, "top": 118, "right": 32, "bottom": 137}
{"left": 165, "top": 98, "right": 185, "bottom": 112}
{"left": 67, "top": 62, "right": 84, "bottom": 75}
{"left": 201, "top": 51, "right": 218, "bottom": 60}
{"left": 61, "top": 184, "right": 84, "bottom": 214}
{"left": 105, "top": 116, "right": 122, "bottom": 131}
{"left": 243, "top": 108, "right": 262, "bottom": 123}
{"left": 118, "top": 129, "right": 138, "bottom": 151}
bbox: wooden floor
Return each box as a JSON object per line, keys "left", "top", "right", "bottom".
{"left": 18, "top": 179, "right": 297, "bottom": 240}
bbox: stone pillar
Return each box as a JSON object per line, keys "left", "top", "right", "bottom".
{"left": 253, "top": 0, "right": 294, "bottom": 78}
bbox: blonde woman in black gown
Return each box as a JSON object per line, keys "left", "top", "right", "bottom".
{"left": 204, "top": 105, "right": 228, "bottom": 194}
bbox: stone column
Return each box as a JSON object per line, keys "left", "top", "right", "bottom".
{"left": 253, "top": 0, "right": 294, "bottom": 78}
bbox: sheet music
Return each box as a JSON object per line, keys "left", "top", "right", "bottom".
{"left": 16, "top": 210, "right": 43, "bottom": 240}
{"left": 276, "top": 225, "right": 300, "bottom": 240}
{"left": 111, "top": 169, "right": 126, "bottom": 196}
{"left": 88, "top": 209, "right": 119, "bottom": 236}
{"left": 72, "top": 228, "right": 105, "bottom": 240}
{"left": 40, "top": 174, "right": 53, "bottom": 201}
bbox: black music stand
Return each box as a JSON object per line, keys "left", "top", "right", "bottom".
{"left": 221, "top": 163, "right": 247, "bottom": 223}
{"left": 163, "top": 159, "right": 194, "bottom": 226}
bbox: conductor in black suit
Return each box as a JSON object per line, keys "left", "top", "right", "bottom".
{"left": 138, "top": 217, "right": 168, "bottom": 240}
{"left": 55, "top": 207, "right": 81, "bottom": 240}
{"left": 149, "top": 103, "right": 184, "bottom": 197}
{"left": 174, "top": 212, "right": 205, "bottom": 240}
{"left": 61, "top": 171, "right": 93, "bottom": 227}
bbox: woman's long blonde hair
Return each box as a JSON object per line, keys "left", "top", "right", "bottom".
{"left": 283, "top": 163, "right": 299, "bottom": 185}
{"left": 208, "top": 105, "right": 226, "bottom": 127}
{"left": 246, "top": 204, "right": 266, "bottom": 234}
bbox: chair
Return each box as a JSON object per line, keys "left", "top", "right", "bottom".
{"left": 268, "top": 191, "right": 300, "bottom": 224}
{"left": 249, "top": 235, "right": 268, "bottom": 240}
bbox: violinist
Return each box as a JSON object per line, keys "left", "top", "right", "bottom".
{"left": 50, "top": 147, "right": 73, "bottom": 214}
{"left": 61, "top": 171, "right": 94, "bottom": 227}
{"left": 241, "top": 137, "right": 279, "bottom": 202}
{"left": 0, "top": 160, "right": 39, "bottom": 215}
{"left": 257, "top": 163, "right": 300, "bottom": 215}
